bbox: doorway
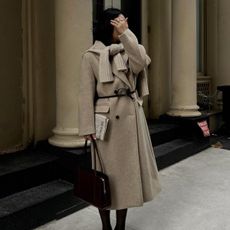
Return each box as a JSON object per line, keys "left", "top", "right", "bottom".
{"left": 93, "top": 0, "right": 141, "bottom": 42}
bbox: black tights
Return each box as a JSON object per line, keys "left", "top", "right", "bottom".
{"left": 115, "top": 209, "right": 128, "bottom": 230}
{"left": 98, "top": 209, "right": 112, "bottom": 230}
{"left": 98, "top": 208, "right": 128, "bottom": 230}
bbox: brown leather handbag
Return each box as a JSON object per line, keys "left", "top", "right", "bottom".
{"left": 74, "top": 136, "right": 111, "bottom": 209}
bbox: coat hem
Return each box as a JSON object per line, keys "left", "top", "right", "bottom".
{"left": 105, "top": 186, "right": 162, "bottom": 210}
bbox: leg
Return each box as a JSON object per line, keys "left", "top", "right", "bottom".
{"left": 98, "top": 208, "right": 112, "bottom": 230}
{"left": 114, "top": 208, "right": 128, "bottom": 230}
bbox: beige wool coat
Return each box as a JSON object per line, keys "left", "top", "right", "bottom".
{"left": 78, "top": 29, "right": 161, "bottom": 210}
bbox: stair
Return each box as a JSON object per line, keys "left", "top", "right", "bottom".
{"left": 148, "top": 122, "right": 181, "bottom": 146}
{"left": 0, "top": 117, "right": 211, "bottom": 230}
{"left": 0, "top": 148, "right": 89, "bottom": 230}
{"left": 154, "top": 138, "right": 209, "bottom": 170}
{"left": 148, "top": 119, "right": 210, "bottom": 170}
{"left": 0, "top": 180, "right": 86, "bottom": 230}
{"left": 0, "top": 150, "right": 59, "bottom": 198}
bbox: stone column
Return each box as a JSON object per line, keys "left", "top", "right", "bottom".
{"left": 49, "top": 0, "right": 92, "bottom": 147}
{"left": 167, "top": 0, "right": 201, "bottom": 117}
{"left": 148, "top": 0, "right": 172, "bottom": 118}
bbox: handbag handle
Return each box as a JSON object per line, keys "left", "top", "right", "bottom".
{"left": 84, "top": 136, "right": 105, "bottom": 173}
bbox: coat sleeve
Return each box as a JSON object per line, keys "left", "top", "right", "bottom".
{"left": 118, "top": 29, "right": 151, "bottom": 75}
{"left": 78, "top": 53, "right": 96, "bottom": 136}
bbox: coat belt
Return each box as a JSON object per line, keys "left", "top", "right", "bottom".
{"left": 97, "top": 88, "right": 136, "bottom": 100}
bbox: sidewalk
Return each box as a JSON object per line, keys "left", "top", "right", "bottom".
{"left": 36, "top": 147, "right": 230, "bottom": 230}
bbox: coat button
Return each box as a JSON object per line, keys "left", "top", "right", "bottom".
{"left": 116, "top": 115, "right": 120, "bottom": 119}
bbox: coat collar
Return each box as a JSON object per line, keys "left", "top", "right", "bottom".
{"left": 86, "top": 41, "right": 131, "bottom": 88}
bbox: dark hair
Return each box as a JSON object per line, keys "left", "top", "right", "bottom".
{"left": 93, "top": 8, "right": 125, "bottom": 46}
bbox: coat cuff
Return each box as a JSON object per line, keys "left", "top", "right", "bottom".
{"left": 118, "top": 29, "right": 138, "bottom": 44}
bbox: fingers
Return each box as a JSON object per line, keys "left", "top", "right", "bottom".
{"left": 110, "top": 20, "right": 118, "bottom": 27}
{"left": 110, "top": 16, "right": 128, "bottom": 35}
{"left": 110, "top": 17, "right": 128, "bottom": 28}
{"left": 111, "top": 17, "right": 128, "bottom": 24}
{"left": 84, "top": 134, "right": 96, "bottom": 141}
{"left": 92, "top": 134, "right": 96, "bottom": 140}
{"left": 115, "top": 14, "right": 125, "bottom": 21}
{"left": 117, "top": 14, "right": 127, "bottom": 21}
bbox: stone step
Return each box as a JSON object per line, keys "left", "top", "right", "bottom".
{"left": 0, "top": 150, "right": 60, "bottom": 198}
{"left": 35, "top": 140, "right": 92, "bottom": 183}
{"left": 0, "top": 180, "right": 87, "bottom": 230}
{"left": 148, "top": 122, "right": 181, "bottom": 146}
{"left": 154, "top": 138, "right": 210, "bottom": 170}
{"left": 159, "top": 114, "right": 209, "bottom": 140}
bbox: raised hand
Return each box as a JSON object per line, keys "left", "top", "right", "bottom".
{"left": 110, "top": 15, "right": 128, "bottom": 35}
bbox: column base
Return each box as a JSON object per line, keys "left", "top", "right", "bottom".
{"left": 167, "top": 107, "right": 201, "bottom": 117}
{"left": 48, "top": 127, "right": 85, "bottom": 148}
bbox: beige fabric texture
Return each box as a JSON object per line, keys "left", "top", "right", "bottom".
{"left": 78, "top": 29, "right": 161, "bottom": 210}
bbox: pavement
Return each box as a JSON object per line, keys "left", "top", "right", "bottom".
{"left": 36, "top": 147, "right": 230, "bottom": 230}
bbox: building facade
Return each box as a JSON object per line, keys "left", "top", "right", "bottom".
{"left": 0, "top": 0, "right": 230, "bottom": 153}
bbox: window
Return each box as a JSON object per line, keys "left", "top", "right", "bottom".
{"left": 104, "top": 0, "right": 121, "bottom": 9}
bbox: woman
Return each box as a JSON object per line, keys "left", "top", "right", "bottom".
{"left": 78, "top": 8, "right": 161, "bottom": 230}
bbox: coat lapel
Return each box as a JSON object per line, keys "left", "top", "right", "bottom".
{"left": 111, "top": 60, "right": 131, "bottom": 88}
